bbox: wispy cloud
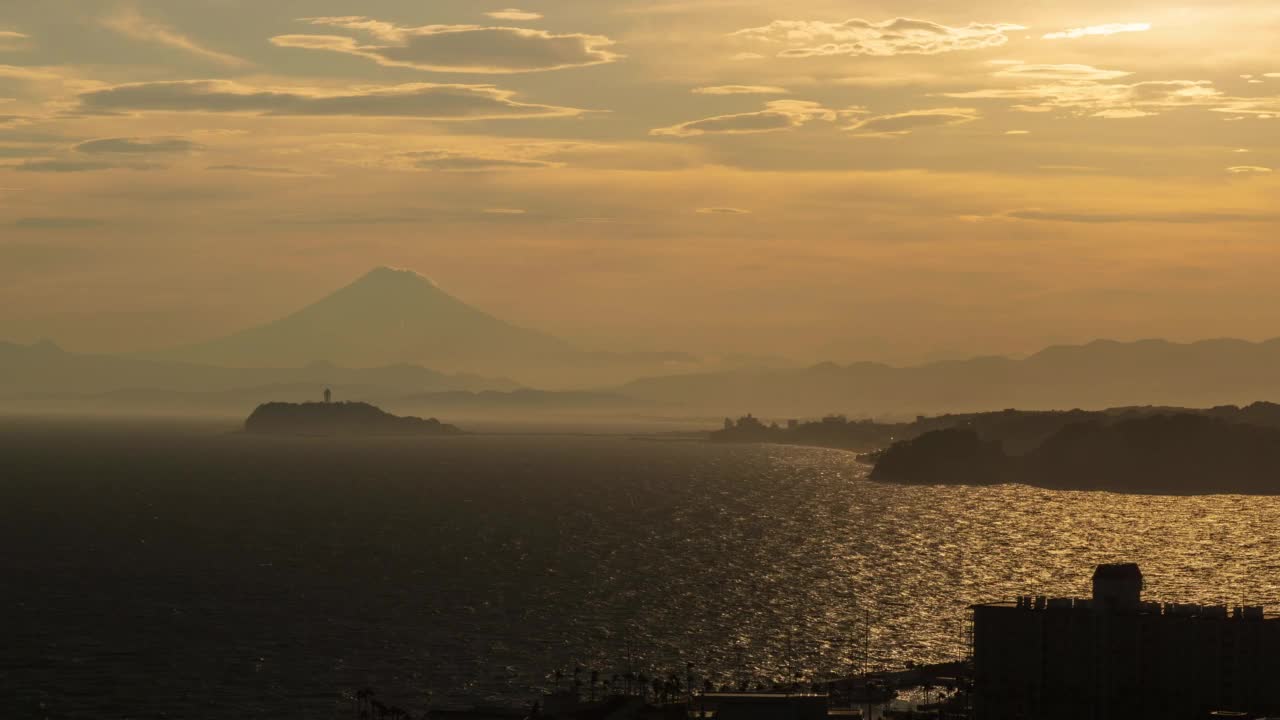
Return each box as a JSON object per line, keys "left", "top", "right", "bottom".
{"left": 946, "top": 66, "right": 1224, "bottom": 119}
{"left": 75, "top": 80, "right": 589, "bottom": 121}
{"left": 400, "top": 149, "right": 559, "bottom": 171}
{"left": 102, "top": 6, "right": 250, "bottom": 68}
{"left": 1212, "top": 96, "right": 1280, "bottom": 117}
{"left": 1227, "top": 166, "right": 1273, "bottom": 174}
{"left": 1009, "top": 209, "right": 1280, "bottom": 224}
{"left": 1042, "top": 23, "right": 1152, "bottom": 40}
{"left": 696, "top": 207, "right": 751, "bottom": 215}
{"left": 13, "top": 159, "right": 161, "bottom": 173}
{"left": 0, "top": 31, "right": 29, "bottom": 51}
{"left": 651, "top": 100, "right": 834, "bottom": 137}
{"left": 847, "top": 108, "right": 981, "bottom": 136}
{"left": 733, "top": 17, "right": 1024, "bottom": 58}
{"left": 692, "top": 85, "right": 789, "bottom": 96}
{"left": 12, "top": 217, "right": 105, "bottom": 229}
{"left": 206, "top": 165, "right": 320, "bottom": 178}
{"left": 272, "top": 17, "right": 617, "bottom": 73}
{"left": 991, "top": 63, "right": 1133, "bottom": 82}
{"left": 486, "top": 9, "right": 543, "bottom": 21}
{"left": 74, "top": 137, "right": 205, "bottom": 154}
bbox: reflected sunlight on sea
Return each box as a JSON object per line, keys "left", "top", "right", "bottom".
{"left": 4, "top": 426, "right": 1280, "bottom": 718}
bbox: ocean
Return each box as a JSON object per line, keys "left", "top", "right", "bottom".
{"left": 4, "top": 418, "right": 1280, "bottom": 719}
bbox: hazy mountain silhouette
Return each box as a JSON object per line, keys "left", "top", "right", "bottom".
{"left": 622, "top": 338, "right": 1280, "bottom": 417}
{"left": 403, "top": 389, "right": 635, "bottom": 410}
{"left": 149, "top": 267, "right": 700, "bottom": 386}
{"left": 152, "top": 267, "right": 570, "bottom": 371}
{"left": 0, "top": 339, "right": 517, "bottom": 414}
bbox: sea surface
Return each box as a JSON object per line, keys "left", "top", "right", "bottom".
{"left": 4, "top": 418, "right": 1280, "bottom": 719}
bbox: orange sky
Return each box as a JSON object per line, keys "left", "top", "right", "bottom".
{"left": 1, "top": 0, "right": 1278, "bottom": 364}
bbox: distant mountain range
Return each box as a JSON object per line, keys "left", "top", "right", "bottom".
{"left": 620, "top": 338, "right": 1280, "bottom": 418}
{"left": 147, "top": 267, "right": 702, "bottom": 387}
{"left": 10, "top": 267, "right": 1280, "bottom": 419}
{"left": 0, "top": 339, "right": 517, "bottom": 415}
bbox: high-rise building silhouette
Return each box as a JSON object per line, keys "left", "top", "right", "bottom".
{"left": 972, "top": 564, "right": 1280, "bottom": 719}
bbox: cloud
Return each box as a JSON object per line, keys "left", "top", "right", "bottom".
{"left": 206, "top": 165, "right": 318, "bottom": 177}
{"left": 0, "top": 143, "right": 52, "bottom": 158}
{"left": 0, "top": 31, "right": 29, "bottom": 51}
{"left": 12, "top": 217, "right": 105, "bottom": 229}
{"left": 1227, "top": 166, "right": 1273, "bottom": 174}
{"left": 1005, "top": 130, "right": 1030, "bottom": 135}
{"left": 1212, "top": 96, "right": 1280, "bottom": 117}
{"left": 102, "top": 6, "right": 249, "bottom": 68}
{"left": 991, "top": 63, "right": 1133, "bottom": 82}
{"left": 483, "top": 208, "right": 526, "bottom": 214}
{"left": 74, "top": 137, "right": 205, "bottom": 154}
{"left": 0, "top": 64, "right": 63, "bottom": 82}
{"left": 486, "top": 9, "right": 543, "bottom": 21}
{"left": 692, "top": 85, "right": 789, "bottom": 95}
{"left": 1009, "top": 209, "right": 1279, "bottom": 224}
{"left": 651, "top": 100, "right": 835, "bottom": 137}
{"left": 697, "top": 207, "right": 751, "bottom": 215}
{"left": 1092, "top": 109, "right": 1153, "bottom": 119}
{"left": 272, "top": 17, "right": 617, "bottom": 73}
{"left": 12, "top": 159, "right": 160, "bottom": 172}
{"left": 401, "top": 150, "right": 558, "bottom": 171}
{"left": 733, "top": 17, "right": 1024, "bottom": 58}
{"left": 1042, "top": 23, "right": 1151, "bottom": 40}
{"left": 75, "top": 80, "right": 588, "bottom": 120}
{"left": 847, "top": 108, "right": 981, "bottom": 136}
{"left": 946, "top": 68, "right": 1224, "bottom": 118}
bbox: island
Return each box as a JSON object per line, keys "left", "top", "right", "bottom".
{"left": 868, "top": 413, "right": 1280, "bottom": 494}
{"left": 245, "top": 401, "right": 462, "bottom": 436}
{"left": 711, "top": 413, "right": 907, "bottom": 452}
{"left": 712, "top": 402, "right": 1280, "bottom": 494}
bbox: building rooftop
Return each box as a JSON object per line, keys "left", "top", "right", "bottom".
{"left": 973, "top": 598, "right": 1279, "bottom": 620}
{"left": 1093, "top": 563, "right": 1143, "bottom": 581}
{"left": 700, "top": 694, "right": 826, "bottom": 700}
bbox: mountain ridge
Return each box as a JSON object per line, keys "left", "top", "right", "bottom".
{"left": 144, "top": 267, "right": 703, "bottom": 387}
{"left": 619, "top": 336, "right": 1280, "bottom": 417}
{"left": 149, "top": 267, "right": 571, "bottom": 372}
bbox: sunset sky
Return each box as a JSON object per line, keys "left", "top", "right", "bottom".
{"left": 2, "top": 0, "right": 1278, "bottom": 364}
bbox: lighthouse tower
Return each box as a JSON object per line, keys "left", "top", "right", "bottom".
{"left": 323, "top": 387, "right": 332, "bottom": 404}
